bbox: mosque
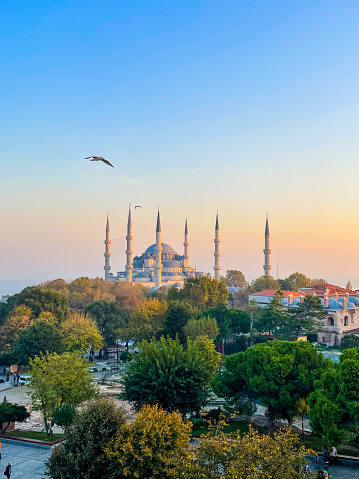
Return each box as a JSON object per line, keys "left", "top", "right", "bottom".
{"left": 104, "top": 206, "right": 221, "bottom": 289}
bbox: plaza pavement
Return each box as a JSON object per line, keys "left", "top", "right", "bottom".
{"left": 0, "top": 439, "right": 51, "bottom": 478}
{"left": 306, "top": 455, "right": 359, "bottom": 478}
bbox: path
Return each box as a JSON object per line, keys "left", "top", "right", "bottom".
{"left": 0, "top": 439, "right": 51, "bottom": 478}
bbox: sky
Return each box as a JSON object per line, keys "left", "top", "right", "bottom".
{"left": 1, "top": 0, "right": 359, "bottom": 295}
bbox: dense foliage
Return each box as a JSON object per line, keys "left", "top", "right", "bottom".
{"left": 122, "top": 336, "right": 220, "bottom": 416}
{"left": 0, "top": 402, "right": 30, "bottom": 432}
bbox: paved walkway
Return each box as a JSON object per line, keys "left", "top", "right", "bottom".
{"left": 0, "top": 439, "right": 51, "bottom": 478}
{"left": 306, "top": 455, "right": 359, "bottom": 478}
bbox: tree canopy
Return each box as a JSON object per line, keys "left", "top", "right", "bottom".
{"left": 184, "top": 316, "right": 219, "bottom": 342}
{"left": 60, "top": 312, "right": 103, "bottom": 353}
{"left": 251, "top": 276, "right": 281, "bottom": 292}
{"left": 201, "top": 303, "right": 250, "bottom": 341}
{"left": 47, "top": 397, "right": 126, "bottom": 479}
{"left": 178, "top": 277, "right": 228, "bottom": 312}
{"left": 212, "top": 340, "right": 329, "bottom": 435}
{"left": 122, "top": 336, "right": 220, "bottom": 416}
{"left": 0, "top": 402, "right": 30, "bottom": 432}
{"left": 163, "top": 301, "right": 196, "bottom": 344}
{"left": 225, "top": 270, "right": 246, "bottom": 287}
{"left": 84, "top": 300, "right": 129, "bottom": 345}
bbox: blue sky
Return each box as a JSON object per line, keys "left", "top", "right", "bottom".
{"left": 1, "top": 0, "right": 359, "bottom": 294}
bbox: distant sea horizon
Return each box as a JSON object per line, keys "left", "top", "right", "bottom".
{"left": 0, "top": 278, "right": 46, "bottom": 298}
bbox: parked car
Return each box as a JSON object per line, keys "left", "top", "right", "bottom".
{"left": 18, "top": 375, "right": 31, "bottom": 385}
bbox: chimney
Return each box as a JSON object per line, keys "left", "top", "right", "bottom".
{"left": 345, "top": 292, "right": 349, "bottom": 300}
{"left": 300, "top": 295, "right": 304, "bottom": 303}
{"left": 335, "top": 292, "right": 339, "bottom": 300}
{"left": 325, "top": 288, "right": 330, "bottom": 296}
{"left": 324, "top": 294, "right": 329, "bottom": 308}
{"left": 342, "top": 297, "right": 347, "bottom": 309}
{"left": 288, "top": 293, "right": 293, "bottom": 306}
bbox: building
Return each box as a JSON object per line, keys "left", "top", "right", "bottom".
{"left": 104, "top": 207, "right": 221, "bottom": 289}
{"left": 250, "top": 283, "right": 359, "bottom": 346}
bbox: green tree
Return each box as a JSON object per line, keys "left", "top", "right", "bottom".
{"left": 179, "top": 277, "right": 228, "bottom": 312}
{"left": 105, "top": 404, "right": 192, "bottom": 479}
{"left": 52, "top": 403, "right": 76, "bottom": 432}
{"left": 84, "top": 300, "right": 129, "bottom": 345}
{"left": 257, "top": 290, "right": 287, "bottom": 336}
{"left": 308, "top": 347, "right": 359, "bottom": 444}
{"left": 201, "top": 304, "right": 250, "bottom": 342}
{"left": 122, "top": 336, "right": 220, "bottom": 416}
{"left": 29, "top": 352, "right": 97, "bottom": 435}
{"left": 191, "top": 421, "right": 308, "bottom": 479}
{"left": 184, "top": 316, "right": 219, "bottom": 341}
{"left": 340, "top": 334, "right": 359, "bottom": 350}
{"left": 13, "top": 320, "right": 64, "bottom": 364}
{"left": 163, "top": 301, "right": 196, "bottom": 344}
{"left": 117, "top": 298, "right": 168, "bottom": 343}
{"left": 61, "top": 312, "right": 103, "bottom": 353}
{"left": 225, "top": 270, "right": 246, "bottom": 287}
{"left": 7, "top": 287, "right": 69, "bottom": 321}
{"left": 47, "top": 398, "right": 126, "bottom": 479}
{"left": 212, "top": 340, "right": 329, "bottom": 435}
{"left": 251, "top": 276, "right": 281, "bottom": 292}
{"left": 278, "top": 295, "right": 326, "bottom": 340}
{"left": 0, "top": 403, "right": 30, "bottom": 432}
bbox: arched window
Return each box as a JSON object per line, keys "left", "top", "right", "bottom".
{"left": 327, "top": 317, "right": 334, "bottom": 326}
{"left": 344, "top": 316, "right": 349, "bottom": 326}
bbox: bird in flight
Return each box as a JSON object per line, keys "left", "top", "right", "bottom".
{"left": 85, "top": 156, "right": 114, "bottom": 168}
{"left": 135, "top": 205, "right": 141, "bottom": 209}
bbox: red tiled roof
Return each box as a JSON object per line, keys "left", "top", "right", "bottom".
{"left": 251, "top": 290, "right": 302, "bottom": 297}
{"left": 344, "top": 328, "right": 359, "bottom": 335}
{"left": 300, "top": 283, "right": 353, "bottom": 296}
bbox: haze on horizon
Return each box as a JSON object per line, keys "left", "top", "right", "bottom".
{"left": 1, "top": 0, "right": 359, "bottom": 295}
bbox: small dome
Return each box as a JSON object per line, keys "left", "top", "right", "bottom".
{"left": 135, "top": 272, "right": 151, "bottom": 279}
{"left": 144, "top": 243, "right": 177, "bottom": 255}
{"left": 132, "top": 260, "right": 143, "bottom": 269}
{"left": 347, "top": 301, "right": 356, "bottom": 309}
{"left": 162, "top": 260, "right": 181, "bottom": 268}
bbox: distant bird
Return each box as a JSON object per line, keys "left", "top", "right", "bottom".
{"left": 85, "top": 156, "right": 114, "bottom": 168}
{"left": 135, "top": 206, "right": 141, "bottom": 209}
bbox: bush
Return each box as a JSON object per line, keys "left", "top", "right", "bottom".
{"left": 120, "top": 351, "right": 132, "bottom": 362}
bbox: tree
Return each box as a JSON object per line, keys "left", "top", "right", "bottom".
{"left": 7, "top": 287, "right": 69, "bottom": 321}
{"left": 84, "top": 300, "right": 129, "bottom": 345}
{"left": 278, "top": 295, "right": 326, "bottom": 340}
{"left": 308, "top": 347, "right": 359, "bottom": 444}
{"left": 179, "top": 277, "right": 228, "bottom": 312}
{"left": 0, "top": 305, "right": 33, "bottom": 352}
{"left": 251, "top": 276, "right": 281, "bottom": 292}
{"left": 0, "top": 403, "right": 30, "bottom": 432}
{"left": 212, "top": 340, "right": 329, "bottom": 436}
{"left": 257, "top": 290, "right": 287, "bottom": 336}
{"left": 340, "top": 334, "right": 359, "bottom": 350}
{"left": 201, "top": 304, "right": 250, "bottom": 342}
{"left": 105, "top": 405, "right": 192, "bottom": 479}
{"left": 61, "top": 312, "right": 103, "bottom": 353}
{"left": 52, "top": 403, "right": 76, "bottom": 432}
{"left": 225, "top": 270, "right": 246, "bottom": 287}
{"left": 117, "top": 298, "right": 168, "bottom": 343}
{"left": 282, "top": 273, "right": 311, "bottom": 292}
{"left": 163, "top": 301, "right": 196, "bottom": 344}
{"left": 122, "top": 336, "right": 220, "bottom": 416}
{"left": 191, "top": 421, "right": 309, "bottom": 479}
{"left": 13, "top": 320, "right": 64, "bottom": 364}
{"left": 47, "top": 398, "right": 126, "bottom": 479}
{"left": 29, "top": 352, "right": 97, "bottom": 435}
{"left": 184, "top": 316, "right": 219, "bottom": 341}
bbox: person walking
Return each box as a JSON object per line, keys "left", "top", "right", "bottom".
{"left": 2, "top": 368, "right": 5, "bottom": 376}
{"left": 322, "top": 446, "right": 329, "bottom": 465}
{"left": 4, "top": 462, "right": 11, "bottom": 478}
{"left": 331, "top": 446, "right": 338, "bottom": 465}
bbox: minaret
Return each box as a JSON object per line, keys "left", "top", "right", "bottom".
{"left": 104, "top": 213, "right": 111, "bottom": 281}
{"left": 214, "top": 212, "right": 220, "bottom": 280}
{"left": 183, "top": 217, "right": 189, "bottom": 270}
{"left": 125, "top": 204, "right": 133, "bottom": 283}
{"left": 154, "top": 208, "right": 163, "bottom": 289}
{"left": 263, "top": 214, "right": 272, "bottom": 277}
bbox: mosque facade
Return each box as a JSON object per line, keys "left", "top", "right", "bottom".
{"left": 104, "top": 207, "right": 221, "bottom": 289}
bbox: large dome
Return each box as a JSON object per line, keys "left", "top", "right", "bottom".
{"left": 144, "top": 243, "right": 177, "bottom": 255}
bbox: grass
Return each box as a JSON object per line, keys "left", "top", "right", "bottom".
{"left": 191, "top": 420, "right": 359, "bottom": 457}
{"left": 5, "top": 430, "right": 64, "bottom": 442}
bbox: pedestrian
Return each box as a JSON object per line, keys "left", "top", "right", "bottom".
{"left": 331, "top": 446, "right": 338, "bottom": 465}
{"left": 323, "top": 466, "right": 329, "bottom": 478}
{"left": 317, "top": 468, "right": 324, "bottom": 479}
{"left": 2, "top": 397, "right": 6, "bottom": 403}
{"left": 0, "top": 441, "right": 2, "bottom": 460}
{"left": 2, "top": 368, "right": 5, "bottom": 376}
{"left": 322, "top": 446, "right": 329, "bottom": 464}
{"left": 4, "top": 462, "right": 11, "bottom": 478}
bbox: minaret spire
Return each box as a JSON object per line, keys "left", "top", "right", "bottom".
{"left": 104, "top": 213, "right": 111, "bottom": 281}
{"left": 263, "top": 213, "right": 272, "bottom": 277}
{"left": 183, "top": 217, "right": 189, "bottom": 270}
{"left": 125, "top": 204, "right": 133, "bottom": 283}
{"left": 214, "top": 211, "right": 220, "bottom": 280}
{"left": 154, "top": 208, "right": 162, "bottom": 289}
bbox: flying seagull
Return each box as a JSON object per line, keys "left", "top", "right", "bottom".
{"left": 85, "top": 156, "right": 114, "bottom": 168}
{"left": 135, "top": 205, "right": 141, "bottom": 209}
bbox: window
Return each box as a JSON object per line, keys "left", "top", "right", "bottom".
{"left": 344, "top": 316, "right": 349, "bottom": 326}
{"left": 327, "top": 317, "right": 334, "bottom": 326}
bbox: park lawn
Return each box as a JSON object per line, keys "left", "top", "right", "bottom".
{"left": 191, "top": 420, "right": 359, "bottom": 458}
{"left": 5, "top": 430, "right": 64, "bottom": 441}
